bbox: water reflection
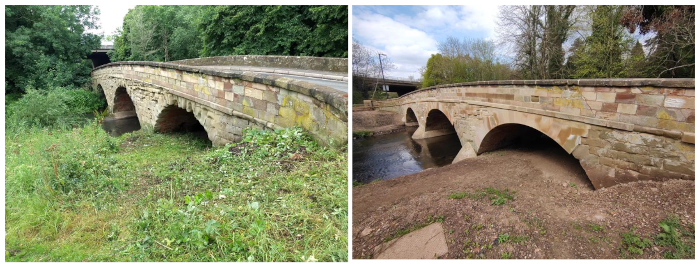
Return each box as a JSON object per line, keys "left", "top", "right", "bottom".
{"left": 101, "top": 115, "right": 141, "bottom": 137}
{"left": 352, "top": 126, "right": 462, "bottom": 183}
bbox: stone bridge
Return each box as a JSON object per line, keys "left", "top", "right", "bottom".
{"left": 91, "top": 55, "right": 348, "bottom": 146}
{"left": 365, "top": 79, "right": 695, "bottom": 189}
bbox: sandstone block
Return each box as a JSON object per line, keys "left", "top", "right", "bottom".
{"left": 612, "top": 142, "right": 648, "bottom": 154}
{"left": 561, "top": 106, "right": 581, "bottom": 116}
{"left": 618, "top": 114, "right": 659, "bottom": 128}
{"left": 627, "top": 133, "right": 643, "bottom": 145}
{"left": 615, "top": 93, "right": 636, "bottom": 103}
{"left": 662, "top": 159, "right": 694, "bottom": 175}
{"left": 233, "top": 84, "right": 245, "bottom": 95}
{"left": 658, "top": 119, "right": 694, "bottom": 132}
{"left": 664, "top": 96, "right": 694, "bottom": 109}
{"left": 587, "top": 101, "right": 603, "bottom": 110}
{"left": 636, "top": 105, "right": 659, "bottom": 116}
{"left": 597, "top": 92, "right": 616, "bottom": 102}
{"left": 601, "top": 102, "right": 618, "bottom": 112}
{"left": 636, "top": 94, "right": 664, "bottom": 106}
{"left": 246, "top": 88, "right": 264, "bottom": 100}
{"left": 617, "top": 103, "right": 637, "bottom": 114}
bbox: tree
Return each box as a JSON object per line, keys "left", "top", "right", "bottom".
{"left": 199, "top": 5, "right": 347, "bottom": 58}
{"left": 624, "top": 40, "right": 647, "bottom": 77}
{"left": 420, "top": 37, "right": 514, "bottom": 88}
{"left": 571, "top": 5, "right": 632, "bottom": 78}
{"left": 110, "top": 6, "right": 204, "bottom": 62}
{"left": 497, "top": 5, "right": 577, "bottom": 79}
{"left": 5, "top": 5, "right": 101, "bottom": 94}
{"left": 620, "top": 5, "right": 694, "bottom": 77}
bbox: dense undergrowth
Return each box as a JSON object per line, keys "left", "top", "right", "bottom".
{"left": 5, "top": 118, "right": 348, "bottom": 261}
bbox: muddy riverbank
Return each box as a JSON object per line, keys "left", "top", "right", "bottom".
{"left": 352, "top": 141, "right": 695, "bottom": 259}
{"left": 352, "top": 109, "right": 405, "bottom": 136}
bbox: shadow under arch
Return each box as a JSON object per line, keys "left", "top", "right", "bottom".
{"left": 405, "top": 107, "right": 418, "bottom": 126}
{"left": 424, "top": 108, "right": 456, "bottom": 135}
{"left": 95, "top": 84, "right": 107, "bottom": 112}
{"left": 113, "top": 86, "right": 136, "bottom": 113}
{"left": 477, "top": 123, "right": 593, "bottom": 189}
{"left": 154, "top": 104, "right": 212, "bottom": 145}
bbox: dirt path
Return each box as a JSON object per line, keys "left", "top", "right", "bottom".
{"left": 352, "top": 110, "right": 404, "bottom": 136}
{"left": 352, "top": 145, "right": 695, "bottom": 259}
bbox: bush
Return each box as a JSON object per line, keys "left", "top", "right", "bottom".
{"left": 6, "top": 88, "right": 105, "bottom": 130}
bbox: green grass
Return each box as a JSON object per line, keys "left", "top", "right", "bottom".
{"left": 619, "top": 228, "right": 652, "bottom": 258}
{"left": 655, "top": 215, "right": 694, "bottom": 259}
{"left": 497, "top": 234, "right": 510, "bottom": 244}
{"left": 589, "top": 223, "right": 605, "bottom": 233}
{"left": 447, "top": 192, "right": 467, "bottom": 199}
{"left": 352, "top": 131, "right": 373, "bottom": 138}
{"left": 453, "top": 187, "right": 515, "bottom": 205}
{"left": 5, "top": 123, "right": 348, "bottom": 261}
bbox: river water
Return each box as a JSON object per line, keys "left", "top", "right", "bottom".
{"left": 101, "top": 115, "right": 141, "bottom": 137}
{"left": 352, "top": 126, "right": 462, "bottom": 184}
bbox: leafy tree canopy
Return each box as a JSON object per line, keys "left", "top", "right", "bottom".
{"left": 111, "top": 5, "right": 348, "bottom": 62}
{"left": 5, "top": 5, "right": 101, "bottom": 94}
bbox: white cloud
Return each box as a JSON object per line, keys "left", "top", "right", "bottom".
{"left": 86, "top": 4, "right": 134, "bottom": 45}
{"left": 353, "top": 12, "right": 439, "bottom": 78}
{"left": 455, "top": 5, "right": 499, "bottom": 40}
{"left": 353, "top": 6, "right": 501, "bottom": 78}
{"left": 395, "top": 5, "right": 499, "bottom": 40}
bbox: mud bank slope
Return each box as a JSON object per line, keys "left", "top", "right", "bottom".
{"left": 352, "top": 109, "right": 404, "bottom": 136}
{"left": 352, "top": 146, "right": 694, "bottom": 259}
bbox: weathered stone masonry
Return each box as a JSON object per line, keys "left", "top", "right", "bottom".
{"left": 92, "top": 58, "right": 347, "bottom": 147}
{"left": 366, "top": 79, "right": 694, "bottom": 189}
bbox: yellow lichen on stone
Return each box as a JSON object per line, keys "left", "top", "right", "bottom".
{"left": 656, "top": 109, "right": 674, "bottom": 120}
{"left": 279, "top": 95, "right": 315, "bottom": 130}
{"left": 242, "top": 99, "right": 255, "bottom": 117}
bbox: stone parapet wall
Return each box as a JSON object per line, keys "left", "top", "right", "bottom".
{"left": 369, "top": 79, "right": 694, "bottom": 142}
{"left": 171, "top": 55, "right": 348, "bottom": 73}
{"left": 92, "top": 61, "right": 347, "bottom": 147}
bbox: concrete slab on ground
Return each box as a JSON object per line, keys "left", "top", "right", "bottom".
{"left": 374, "top": 222, "right": 448, "bottom": 259}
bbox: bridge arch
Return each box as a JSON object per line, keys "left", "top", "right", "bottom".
{"left": 154, "top": 104, "right": 212, "bottom": 144}
{"left": 113, "top": 86, "right": 136, "bottom": 113}
{"left": 424, "top": 109, "right": 456, "bottom": 136}
{"left": 479, "top": 123, "right": 593, "bottom": 187}
{"left": 478, "top": 123, "right": 570, "bottom": 155}
{"left": 405, "top": 108, "right": 418, "bottom": 126}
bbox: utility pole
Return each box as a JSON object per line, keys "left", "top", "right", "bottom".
{"left": 378, "top": 53, "right": 388, "bottom": 99}
{"left": 371, "top": 53, "right": 388, "bottom": 100}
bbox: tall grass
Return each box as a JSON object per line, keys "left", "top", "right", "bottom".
{"left": 5, "top": 88, "right": 105, "bottom": 132}
{"left": 5, "top": 123, "right": 348, "bottom": 261}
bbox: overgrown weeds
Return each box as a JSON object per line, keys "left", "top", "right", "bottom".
{"left": 655, "top": 215, "right": 694, "bottom": 259}
{"left": 6, "top": 87, "right": 104, "bottom": 131}
{"left": 5, "top": 123, "right": 348, "bottom": 261}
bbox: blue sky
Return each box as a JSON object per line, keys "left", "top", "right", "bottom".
{"left": 353, "top": 5, "right": 500, "bottom": 78}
